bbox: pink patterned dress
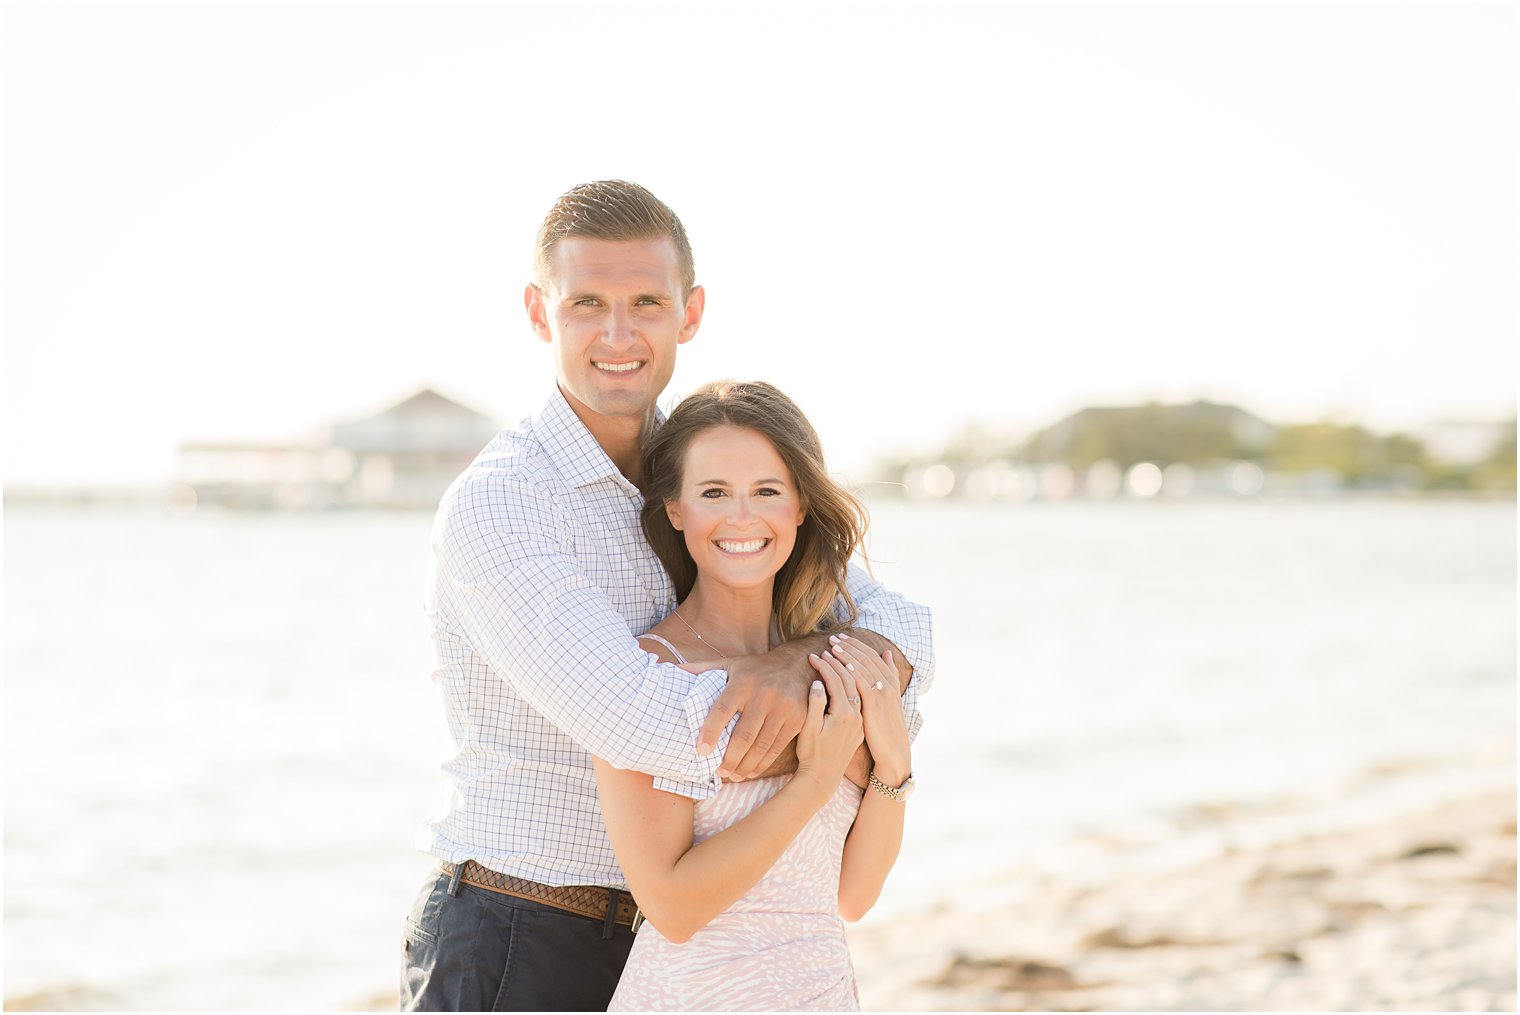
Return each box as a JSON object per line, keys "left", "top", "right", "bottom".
{"left": 608, "top": 637, "right": 866, "bottom": 1011}
{"left": 608, "top": 774, "right": 865, "bottom": 1011}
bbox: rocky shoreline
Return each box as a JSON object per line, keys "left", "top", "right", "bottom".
{"left": 847, "top": 786, "right": 1516, "bottom": 1011}
{"left": 12, "top": 791, "right": 1508, "bottom": 1013}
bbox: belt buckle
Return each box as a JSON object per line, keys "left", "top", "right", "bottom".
{"left": 631, "top": 906, "right": 644, "bottom": 932}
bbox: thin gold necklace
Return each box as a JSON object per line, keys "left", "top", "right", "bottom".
{"left": 671, "top": 609, "right": 729, "bottom": 658}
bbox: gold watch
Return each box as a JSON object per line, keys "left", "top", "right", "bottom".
{"left": 868, "top": 770, "right": 915, "bottom": 801}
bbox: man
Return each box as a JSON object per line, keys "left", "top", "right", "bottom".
{"left": 401, "top": 180, "right": 933, "bottom": 1011}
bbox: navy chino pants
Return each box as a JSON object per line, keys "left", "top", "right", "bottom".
{"left": 401, "top": 870, "right": 637, "bottom": 1012}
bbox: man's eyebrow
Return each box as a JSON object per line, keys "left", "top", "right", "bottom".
{"left": 559, "top": 289, "right": 674, "bottom": 302}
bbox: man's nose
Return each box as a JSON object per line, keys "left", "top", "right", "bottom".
{"left": 604, "top": 306, "right": 636, "bottom": 347}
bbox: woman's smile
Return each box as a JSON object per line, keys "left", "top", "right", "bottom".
{"left": 714, "top": 537, "right": 771, "bottom": 556}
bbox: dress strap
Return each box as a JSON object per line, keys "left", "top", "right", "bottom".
{"left": 638, "top": 633, "right": 689, "bottom": 664}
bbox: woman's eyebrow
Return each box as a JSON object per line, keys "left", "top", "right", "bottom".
{"left": 694, "top": 477, "right": 787, "bottom": 486}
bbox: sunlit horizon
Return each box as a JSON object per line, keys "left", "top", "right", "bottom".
{"left": 3, "top": 375, "right": 1512, "bottom": 491}
{"left": 4, "top": 2, "right": 1515, "bottom": 486}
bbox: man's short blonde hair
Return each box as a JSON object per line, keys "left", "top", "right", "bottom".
{"left": 533, "top": 180, "right": 696, "bottom": 294}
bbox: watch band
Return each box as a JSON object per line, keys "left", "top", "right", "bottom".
{"left": 868, "top": 770, "right": 914, "bottom": 801}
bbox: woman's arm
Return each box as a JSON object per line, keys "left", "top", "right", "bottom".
{"left": 811, "top": 635, "right": 911, "bottom": 921}
{"left": 594, "top": 653, "right": 863, "bottom": 944}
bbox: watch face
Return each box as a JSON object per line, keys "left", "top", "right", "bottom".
{"left": 898, "top": 776, "right": 916, "bottom": 800}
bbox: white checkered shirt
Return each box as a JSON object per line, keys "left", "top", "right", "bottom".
{"left": 416, "top": 388, "right": 935, "bottom": 889}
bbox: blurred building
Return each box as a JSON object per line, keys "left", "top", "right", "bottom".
{"left": 176, "top": 388, "right": 501, "bottom": 509}
{"left": 1411, "top": 419, "right": 1512, "bottom": 466}
{"left": 1023, "top": 400, "right": 1277, "bottom": 468}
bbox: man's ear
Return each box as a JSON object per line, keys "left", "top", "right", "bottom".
{"left": 677, "top": 285, "right": 705, "bottom": 345}
{"left": 525, "top": 284, "right": 551, "bottom": 344}
{"left": 665, "top": 499, "right": 683, "bottom": 531}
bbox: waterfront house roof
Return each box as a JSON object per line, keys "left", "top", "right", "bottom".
{"left": 326, "top": 387, "right": 502, "bottom": 455}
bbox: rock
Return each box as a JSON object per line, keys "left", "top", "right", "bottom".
{"left": 932, "top": 953, "right": 1085, "bottom": 992}
{"left": 1400, "top": 842, "right": 1461, "bottom": 860}
{"left": 1082, "top": 927, "right": 1182, "bottom": 950}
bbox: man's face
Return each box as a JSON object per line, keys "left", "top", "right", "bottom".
{"left": 526, "top": 236, "right": 704, "bottom": 424}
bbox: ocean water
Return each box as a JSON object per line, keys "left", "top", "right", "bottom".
{"left": 3, "top": 498, "right": 1514, "bottom": 1010}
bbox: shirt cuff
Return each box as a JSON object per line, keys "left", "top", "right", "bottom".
{"left": 651, "top": 667, "right": 731, "bottom": 800}
{"left": 850, "top": 610, "right": 932, "bottom": 683}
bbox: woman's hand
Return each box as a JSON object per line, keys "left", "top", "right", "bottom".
{"left": 794, "top": 653, "right": 864, "bottom": 793}
{"left": 814, "top": 634, "right": 911, "bottom": 786}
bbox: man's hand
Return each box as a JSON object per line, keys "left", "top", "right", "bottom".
{"left": 695, "top": 641, "right": 819, "bottom": 780}
{"left": 695, "top": 631, "right": 914, "bottom": 781}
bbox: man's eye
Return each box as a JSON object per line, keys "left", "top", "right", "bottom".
{"left": 575, "top": 298, "right": 599, "bottom": 307}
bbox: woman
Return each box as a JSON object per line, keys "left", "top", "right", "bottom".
{"left": 596, "top": 380, "right": 912, "bottom": 1012}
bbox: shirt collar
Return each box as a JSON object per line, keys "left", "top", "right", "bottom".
{"left": 532, "top": 387, "right": 664, "bottom": 494}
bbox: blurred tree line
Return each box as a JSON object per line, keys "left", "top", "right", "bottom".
{"left": 875, "top": 401, "right": 1516, "bottom": 493}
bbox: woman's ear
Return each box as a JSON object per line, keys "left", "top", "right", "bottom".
{"left": 665, "top": 499, "right": 683, "bottom": 531}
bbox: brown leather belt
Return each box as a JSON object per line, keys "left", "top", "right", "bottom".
{"left": 439, "top": 861, "right": 640, "bottom": 928}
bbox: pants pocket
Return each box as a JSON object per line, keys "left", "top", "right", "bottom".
{"left": 405, "top": 874, "right": 446, "bottom": 945}
{"left": 400, "top": 875, "right": 448, "bottom": 1010}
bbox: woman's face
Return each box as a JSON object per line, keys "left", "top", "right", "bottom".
{"left": 665, "top": 425, "right": 806, "bottom": 590}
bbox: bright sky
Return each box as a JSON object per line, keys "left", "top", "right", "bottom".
{"left": 3, "top": 1, "right": 1515, "bottom": 485}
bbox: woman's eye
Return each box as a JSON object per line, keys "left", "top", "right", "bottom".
{"left": 700, "top": 489, "right": 725, "bottom": 499}
{"left": 756, "top": 487, "right": 780, "bottom": 497}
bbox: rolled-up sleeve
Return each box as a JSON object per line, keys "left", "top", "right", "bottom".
{"left": 841, "top": 560, "right": 935, "bottom": 742}
{"left": 437, "top": 470, "right": 731, "bottom": 798}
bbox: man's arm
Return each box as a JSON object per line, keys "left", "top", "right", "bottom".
{"left": 701, "top": 560, "right": 934, "bottom": 780}
{"left": 434, "top": 469, "right": 730, "bottom": 797}
{"left": 840, "top": 559, "right": 934, "bottom": 745}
